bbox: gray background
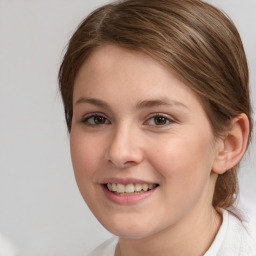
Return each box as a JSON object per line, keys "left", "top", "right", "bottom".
{"left": 0, "top": 0, "right": 255, "bottom": 255}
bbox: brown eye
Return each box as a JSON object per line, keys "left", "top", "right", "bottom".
{"left": 82, "top": 114, "right": 110, "bottom": 125}
{"left": 154, "top": 116, "right": 167, "bottom": 125}
{"left": 94, "top": 116, "right": 106, "bottom": 124}
{"left": 146, "top": 114, "right": 174, "bottom": 127}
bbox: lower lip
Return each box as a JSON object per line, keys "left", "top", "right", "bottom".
{"left": 102, "top": 185, "right": 157, "bottom": 205}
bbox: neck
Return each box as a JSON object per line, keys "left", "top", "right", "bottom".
{"left": 116, "top": 206, "right": 222, "bottom": 256}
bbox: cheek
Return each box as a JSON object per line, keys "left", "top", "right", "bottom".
{"left": 70, "top": 131, "right": 102, "bottom": 182}
{"left": 147, "top": 132, "right": 215, "bottom": 186}
{"left": 70, "top": 131, "right": 106, "bottom": 210}
{"left": 146, "top": 134, "right": 216, "bottom": 218}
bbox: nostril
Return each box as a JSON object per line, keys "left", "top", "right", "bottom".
{"left": 107, "top": 159, "right": 136, "bottom": 169}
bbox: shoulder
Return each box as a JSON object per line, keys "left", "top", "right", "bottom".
{"left": 224, "top": 208, "right": 256, "bottom": 255}
{"left": 88, "top": 236, "right": 118, "bottom": 256}
{"left": 235, "top": 196, "right": 256, "bottom": 254}
{"left": 237, "top": 196, "right": 256, "bottom": 239}
{"left": 206, "top": 202, "right": 256, "bottom": 256}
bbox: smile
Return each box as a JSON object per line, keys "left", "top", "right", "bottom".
{"left": 101, "top": 178, "right": 159, "bottom": 205}
{"left": 105, "top": 183, "right": 159, "bottom": 195}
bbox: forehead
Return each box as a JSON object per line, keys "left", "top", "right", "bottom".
{"left": 75, "top": 44, "right": 163, "bottom": 82}
{"left": 73, "top": 44, "right": 203, "bottom": 110}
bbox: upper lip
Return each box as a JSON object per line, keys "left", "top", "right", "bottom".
{"left": 100, "top": 177, "right": 158, "bottom": 185}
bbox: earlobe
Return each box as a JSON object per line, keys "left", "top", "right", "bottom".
{"left": 212, "top": 113, "right": 250, "bottom": 174}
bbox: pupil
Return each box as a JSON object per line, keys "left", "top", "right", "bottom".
{"left": 155, "top": 116, "right": 166, "bottom": 125}
{"left": 94, "top": 116, "right": 105, "bottom": 124}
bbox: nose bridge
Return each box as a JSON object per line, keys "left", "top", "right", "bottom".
{"left": 106, "top": 121, "right": 143, "bottom": 168}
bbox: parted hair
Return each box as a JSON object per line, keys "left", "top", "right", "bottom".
{"left": 59, "top": 0, "right": 252, "bottom": 209}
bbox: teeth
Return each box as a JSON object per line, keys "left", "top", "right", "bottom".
{"left": 112, "top": 183, "right": 117, "bottom": 192}
{"left": 134, "top": 184, "right": 142, "bottom": 192}
{"left": 116, "top": 184, "right": 125, "bottom": 193}
{"left": 125, "top": 184, "right": 134, "bottom": 193}
{"left": 106, "top": 183, "right": 157, "bottom": 193}
{"left": 142, "top": 184, "right": 148, "bottom": 191}
{"left": 107, "top": 183, "right": 112, "bottom": 191}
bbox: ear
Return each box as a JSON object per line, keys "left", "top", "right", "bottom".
{"left": 212, "top": 113, "right": 250, "bottom": 174}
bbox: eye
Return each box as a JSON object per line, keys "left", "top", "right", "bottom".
{"left": 81, "top": 114, "right": 110, "bottom": 126}
{"left": 146, "top": 114, "right": 174, "bottom": 126}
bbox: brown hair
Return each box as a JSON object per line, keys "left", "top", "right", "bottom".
{"left": 58, "top": 0, "right": 252, "bottom": 208}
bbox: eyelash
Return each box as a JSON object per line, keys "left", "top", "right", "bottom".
{"left": 145, "top": 114, "right": 175, "bottom": 127}
{"left": 81, "top": 113, "right": 110, "bottom": 126}
{"left": 81, "top": 113, "right": 175, "bottom": 127}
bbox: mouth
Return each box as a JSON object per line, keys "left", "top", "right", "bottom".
{"left": 104, "top": 183, "right": 159, "bottom": 195}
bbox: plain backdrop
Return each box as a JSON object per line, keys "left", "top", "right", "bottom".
{"left": 0, "top": 0, "right": 255, "bottom": 255}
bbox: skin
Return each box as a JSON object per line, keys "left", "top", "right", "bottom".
{"left": 70, "top": 44, "right": 223, "bottom": 256}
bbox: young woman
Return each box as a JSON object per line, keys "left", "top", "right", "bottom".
{"left": 58, "top": 0, "right": 255, "bottom": 255}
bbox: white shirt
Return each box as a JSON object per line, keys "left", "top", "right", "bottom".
{"left": 89, "top": 209, "right": 256, "bottom": 256}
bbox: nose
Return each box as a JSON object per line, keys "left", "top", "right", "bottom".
{"left": 105, "top": 124, "right": 144, "bottom": 169}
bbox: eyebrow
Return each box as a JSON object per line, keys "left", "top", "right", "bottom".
{"left": 136, "top": 98, "right": 188, "bottom": 109}
{"left": 75, "top": 97, "right": 189, "bottom": 110}
{"left": 75, "top": 97, "right": 110, "bottom": 108}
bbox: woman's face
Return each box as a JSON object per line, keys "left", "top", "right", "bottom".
{"left": 70, "top": 44, "right": 221, "bottom": 239}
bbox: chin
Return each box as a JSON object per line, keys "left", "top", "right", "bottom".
{"left": 100, "top": 216, "right": 157, "bottom": 239}
{"left": 111, "top": 228, "right": 154, "bottom": 240}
